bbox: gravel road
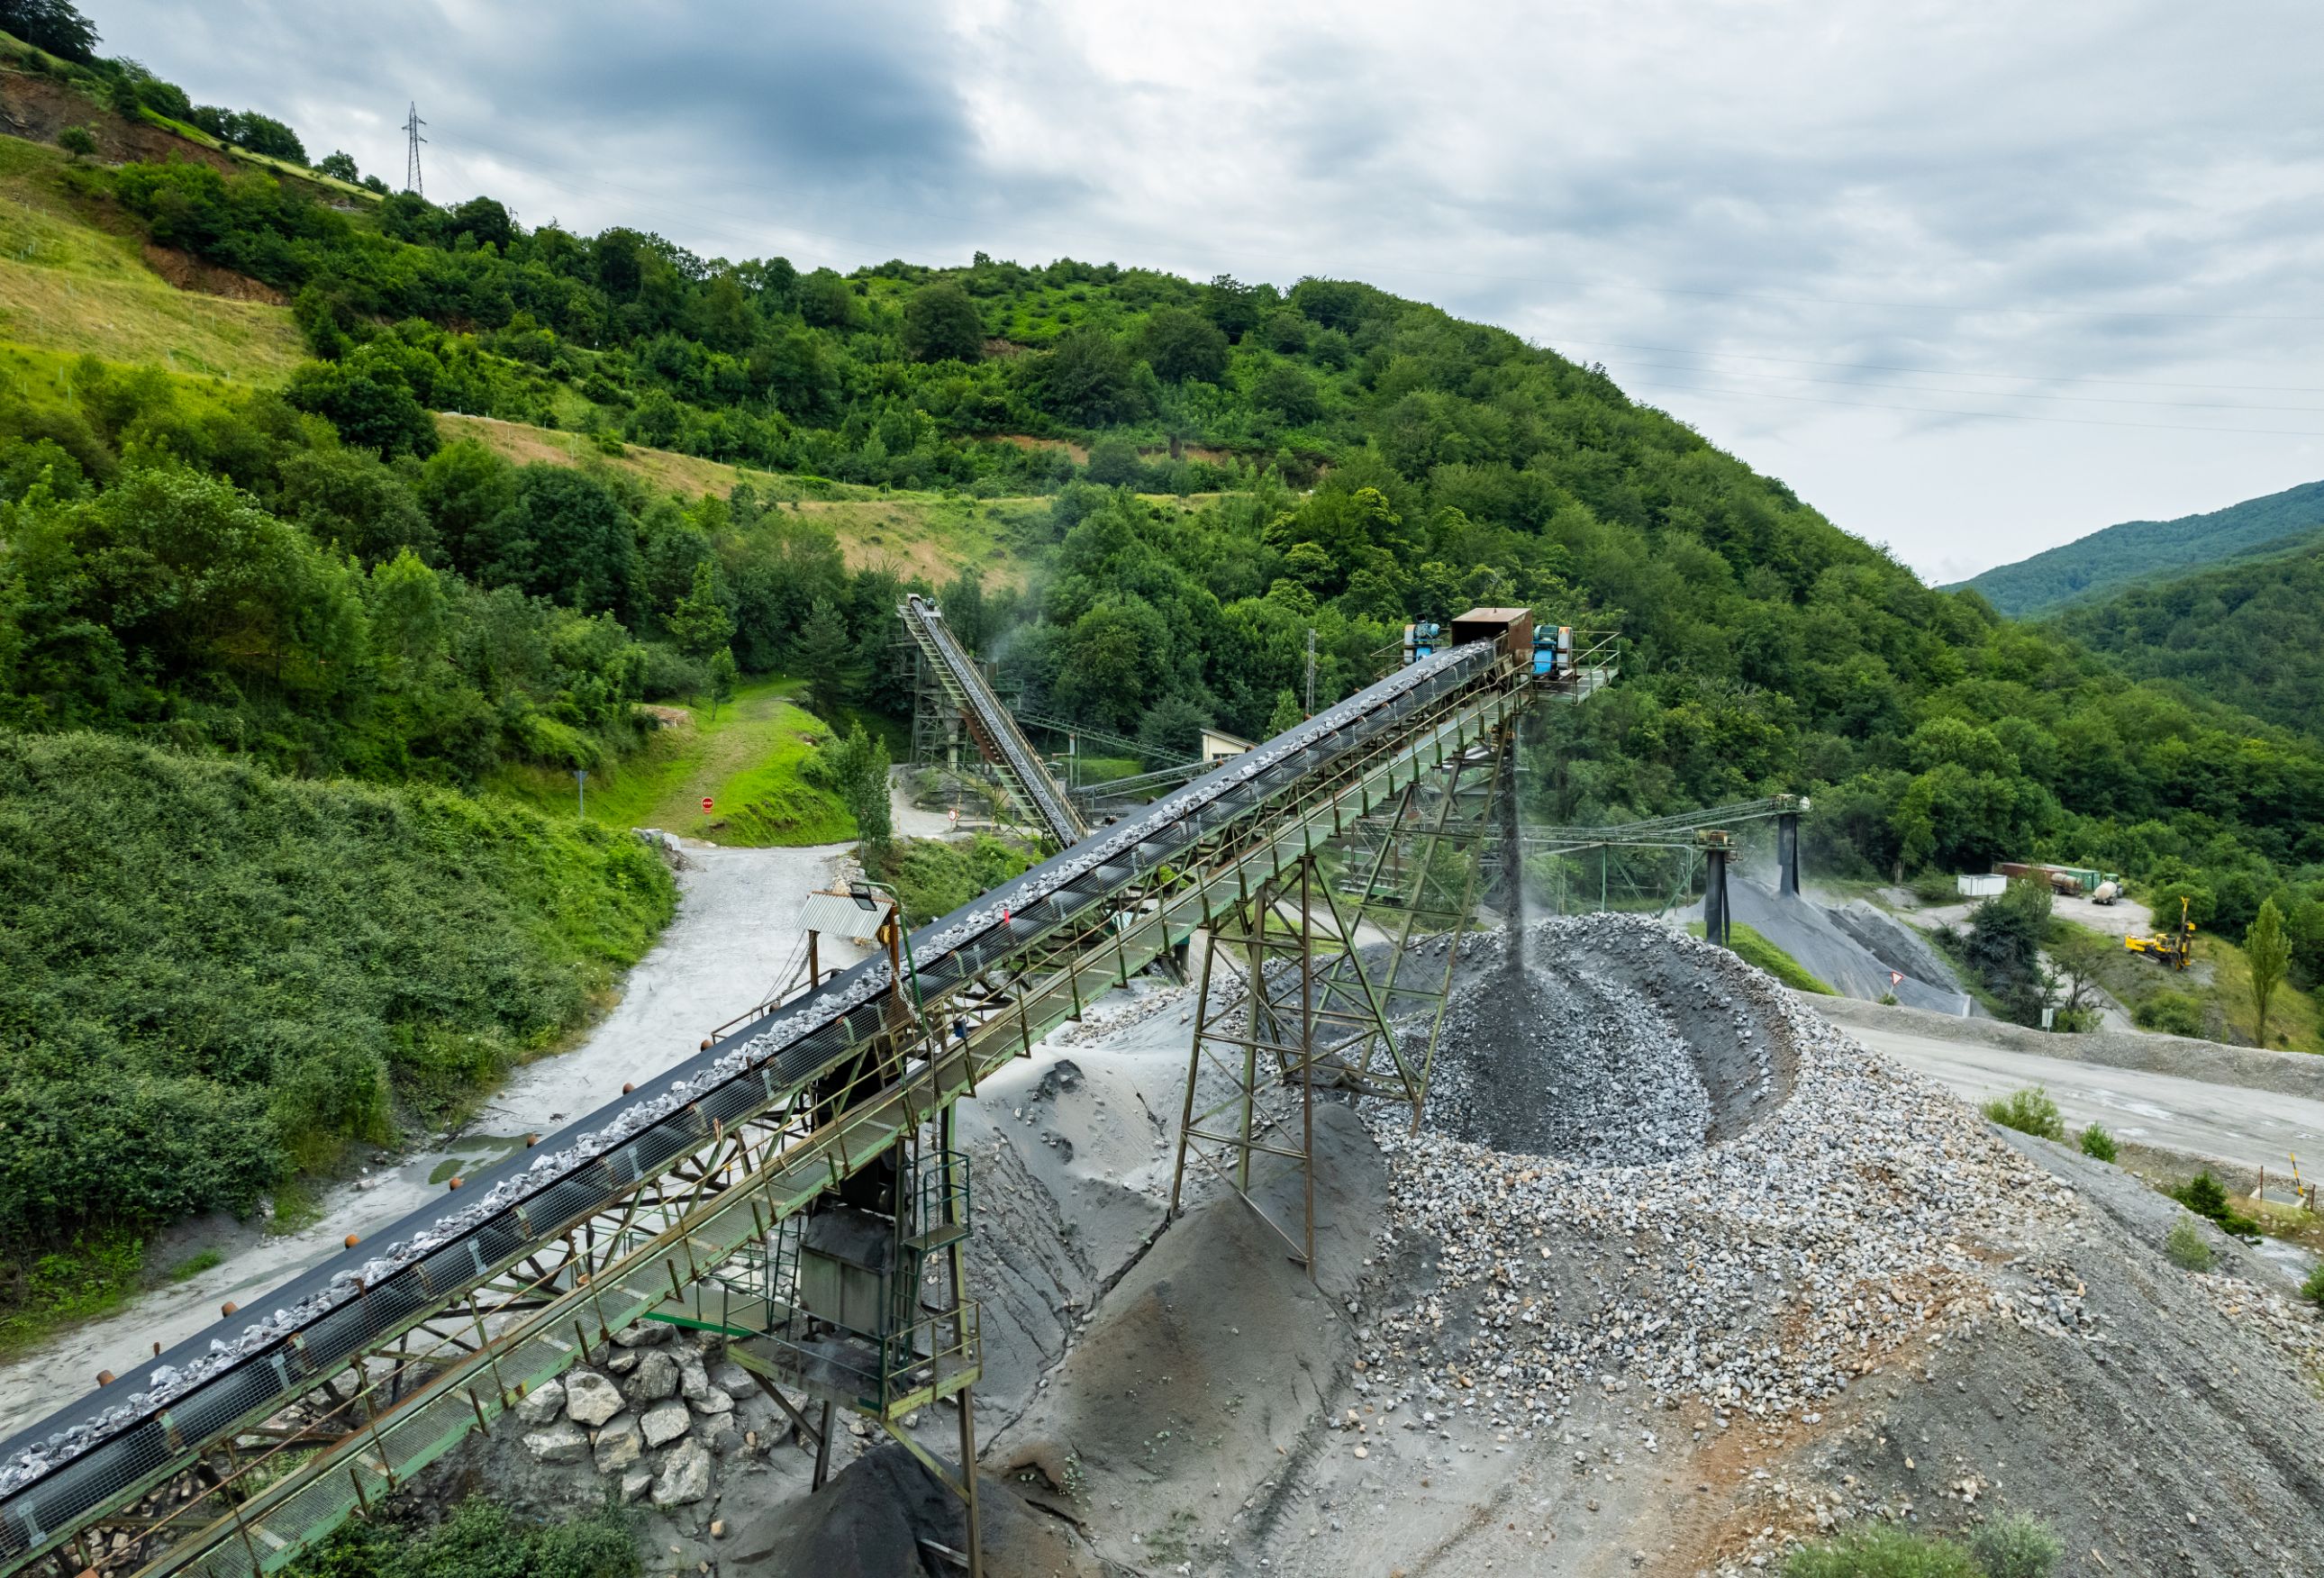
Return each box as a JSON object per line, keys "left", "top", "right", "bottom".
{"left": 1823, "top": 1011, "right": 2324, "bottom": 1178}
{"left": 0, "top": 841, "right": 856, "bottom": 1436}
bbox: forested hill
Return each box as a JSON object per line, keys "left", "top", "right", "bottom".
{"left": 1951, "top": 476, "right": 2324, "bottom": 618}
{"left": 2049, "top": 529, "right": 2324, "bottom": 741}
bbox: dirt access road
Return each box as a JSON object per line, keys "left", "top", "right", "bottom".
{"left": 1821, "top": 1010, "right": 2324, "bottom": 1178}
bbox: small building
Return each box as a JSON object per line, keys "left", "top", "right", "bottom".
{"left": 798, "top": 889, "right": 889, "bottom": 945}
{"left": 1956, "top": 874, "right": 2007, "bottom": 898}
{"left": 1201, "top": 727, "right": 1256, "bottom": 763}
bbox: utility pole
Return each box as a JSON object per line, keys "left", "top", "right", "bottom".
{"left": 402, "top": 102, "right": 426, "bottom": 197}
{"left": 1303, "top": 627, "right": 1317, "bottom": 716}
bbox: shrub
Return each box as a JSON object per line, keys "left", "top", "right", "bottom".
{"left": 2078, "top": 1124, "right": 2118, "bottom": 1163}
{"left": 1783, "top": 1526, "right": 1981, "bottom": 1578}
{"left": 2301, "top": 1260, "right": 2324, "bottom": 1310}
{"left": 2165, "top": 1213, "right": 2213, "bottom": 1270}
{"left": 1966, "top": 1516, "right": 2064, "bottom": 1578}
{"left": 2133, "top": 990, "right": 2205, "bottom": 1038}
{"left": 1982, "top": 1086, "right": 2065, "bottom": 1141}
{"left": 0, "top": 733, "right": 675, "bottom": 1280}
{"left": 637, "top": 643, "right": 706, "bottom": 702}
{"left": 56, "top": 124, "right": 96, "bottom": 161}
{"left": 1909, "top": 868, "right": 1960, "bottom": 906}
{"left": 284, "top": 1495, "right": 636, "bottom": 1578}
{"left": 876, "top": 834, "right": 1036, "bottom": 925}
{"left": 2170, "top": 1170, "right": 2260, "bottom": 1238}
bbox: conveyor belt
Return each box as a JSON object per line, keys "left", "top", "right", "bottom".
{"left": 901, "top": 594, "right": 1086, "bottom": 845}
{"left": 0, "top": 635, "right": 1521, "bottom": 1576}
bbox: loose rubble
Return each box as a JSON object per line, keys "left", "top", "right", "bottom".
{"left": 1362, "top": 915, "right": 2074, "bottom": 1435}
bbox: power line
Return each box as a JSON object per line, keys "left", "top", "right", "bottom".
{"left": 1543, "top": 335, "right": 2324, "bottom": 395}
{"left": 1600, "top": 358, "right": 2324, "bottom": 414}
{"left": 422, "top": 150, "right": 2324, "bottom": 330}
{"left": 1619, "top": 375, "right": 2324, "bottom": 439}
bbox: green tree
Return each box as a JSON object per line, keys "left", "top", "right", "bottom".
{"left": 1134, "top": 692, "right": 1209, "bottom": 767}
{"left": 1201, "top": 275, "right": 1264, "bottom": 342}
{"left": 796, "top": 268, "right": 857, "bottom": 330}
{"left": 1033, "top": 328, "right": 1143, "bottom": 426}
{"left": 790, "top": 596, "right": 865, "bottom": 720}
{"left": 667, "top": 557, "right": 735, "bottom": 660}
{"left": 902, "top": 281, "right": 985, "bottom": 364}
{"left": 277, "top": 446, "right": 435, "bottom": 566}
{"left": 1, "top": 0, "right": 100, "bottom": 61}
{"left": 228, "top": 111, "right": 305, "bottom": 164}
{"left": 315, "top": 150, "right": 359, "bottom": 183}
{"left": 469, "top": 468, "right": 642, "bottom": 622}
{"left": 1266, "top": 687, "right": 1304, "bottom": 736}
{"left": 1139, "top": 307, "right": 1229, "bottom": 384}
{"left": 1253, "top": 361, "right": 1323, "bottom": 424}
{"left": 803, "top": 722, "right": 891, "bottom": 853}
{"left": 55, "top": 125, "right": 95, "bottom": 162}
{"left": 284, "top": 362, "right": 439, "bottom": 459}
{"left": 705, "top": 647, "right": 737, "bottom": 721}
{"left": 366, "top": 549, "right": 447, "bottom": 675}
{"left": 2245, "top": 895, "right": 2291, "bottom": 1047}
{"left": 2047, "top": 926, "right": 2111, "bottom": 1029}
{"left": 1085, "top": 437, "right": 1144, "bottom": 487}
{"left": 416, "top": 440, "right": 518, "bottom": 575}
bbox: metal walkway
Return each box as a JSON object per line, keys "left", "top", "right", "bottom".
{"left": 900, "top": 594, "right": 1087, "bottom": 846}
{"left": 0, "top": 631, "right": 1547, "bottom": 1578}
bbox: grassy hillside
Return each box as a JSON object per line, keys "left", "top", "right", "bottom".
{"left": 437, "top": 413, "right": 1041, "bottom": 586}
{"left": 2048, "top": 530, "right": 2324, "bottom": 740}
{"left": 1952, "top": 476, "right": 2324, "bottom": 618}
{"left": 0, "top": 732, "right": 675, "bottom": 1334}
{"left": 487, "top": 677, "right": 855, "bottom": 845}
{"left": 0, "top": 135, "right": 305, "bottom": 380}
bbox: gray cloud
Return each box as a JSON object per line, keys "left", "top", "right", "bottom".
{"left": 85, "top": 0, "right": 2324, "bottom": 577}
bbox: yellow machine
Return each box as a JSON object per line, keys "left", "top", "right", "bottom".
{"left": 2126, "top": 895, "right": 2196, "bottom": 969}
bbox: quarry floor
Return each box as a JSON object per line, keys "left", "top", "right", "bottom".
{"left": 438, "top": 917, "right": 2324, "bottom": 1578}
{"left": 12, "top": 875, "right": 2324, "bottom": 1578}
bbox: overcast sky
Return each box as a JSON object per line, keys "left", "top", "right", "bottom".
{"left": 95, "top": 1, "right": 2324, "bottom": 583}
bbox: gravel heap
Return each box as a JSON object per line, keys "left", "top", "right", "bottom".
{"left": 2191, "top": 1272, "right": 2324, "bottom": 1384}
{"left": 1426, "top": 948, "right": 1713, "bottom": 1162}
{"left": 1357, "top": 914, "right": 2072, "bottom": 1432}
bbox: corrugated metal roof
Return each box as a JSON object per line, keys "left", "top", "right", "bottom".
{"left": 798, "top": 891, "right": 889, "bottom": 940}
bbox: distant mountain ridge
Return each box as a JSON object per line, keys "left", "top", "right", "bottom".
{"left": 1950, "top": 476, "right": 2324, "bottom": 618}
{"left": 2050, "top": 526, "right": 2324, "bottom": 740}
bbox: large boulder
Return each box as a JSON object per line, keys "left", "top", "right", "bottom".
{"left": 593, "top": 1416, "right": 643, "bottom": 1474}
{"left": 624, "top": 1349, "right": 680, "bottom": 1405}
{"left": 513, "top": 1378, "right": 565, "bottom": 1428}
{"left": 651, "top": 1437, "right": 713, "bottom": 1507}
{"left": 522, "top": 1422, "right": 589, "bottom": 1465}
{"left": 690, "top": 1385, "right": 735, "bottom": 1417}
{"left": 563, "top": 1371, "right": 624, "bottom": 1428}
{"left": 613, "top": 1320, "right": 674, "bottom": 1348}
{"left": 640, "top": 1397, "right": 692, "bottom": 1448}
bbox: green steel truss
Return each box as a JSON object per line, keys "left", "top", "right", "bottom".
{"left": 27, "top": 654, "right": 1535, "bottom": 1578}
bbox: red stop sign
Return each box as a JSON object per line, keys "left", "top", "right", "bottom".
{"left": 701, "top": 797, "right": 713, "bottom": 812}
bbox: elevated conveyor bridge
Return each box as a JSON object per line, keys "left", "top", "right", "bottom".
{"left": 900, "top": 594, "right": 1086, "bottom": 847}
{"left": 0, "top": 609, "right": 1606, "bottom": 1578}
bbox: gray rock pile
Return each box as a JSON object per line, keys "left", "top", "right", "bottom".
{"left": 516, "top": 1322, "right": 749, "bottom": 1510}
{"left": 1359, "top": 915, "right": 2074, "bottom": 1436}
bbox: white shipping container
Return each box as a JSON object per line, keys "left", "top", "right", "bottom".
{"left": 1957, "top": 874, "right": 2007, "bottom": 898}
